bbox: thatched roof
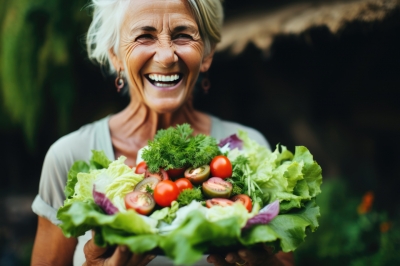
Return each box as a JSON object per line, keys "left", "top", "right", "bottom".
{"left": 217, "top": 0, "right": 400, "bottom": 55}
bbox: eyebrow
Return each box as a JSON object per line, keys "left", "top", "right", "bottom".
{"left": 137, "top": 26, "right": 157, "bottom": 32}
{"left": 133, "top": 25, "right": 197, "bottom": 33}
{"left": 173, "top": 25, "right": 196, "bottom": 32}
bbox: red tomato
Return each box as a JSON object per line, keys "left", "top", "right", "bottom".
{"left": 166, "top": 168, "right": 186, "bottom": 179}
{"left": 210, "top": 155, "right": 232, "bottom": 179}
{"left": 230, "top": 194, "right": 253, "bottom": 212}
{"left": 175, "top": 178, "right": 193, "bottom": 192}
{"left": 145, "top": 168, "right": 169, "bottom": 181}
{"left": 135, "top": 161, "right": 148, "bottom": 174}
{"left": 205, "top": 198, "right": 234, "bottom": 208}
{"left": 153, "top": 180, "right": 180, "bottom": 207}
{"left": 124, "top": 191, "right": 155, "bottom": 215}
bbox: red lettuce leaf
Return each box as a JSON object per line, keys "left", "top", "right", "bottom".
{"left": 219, "top": 134, "right": 243, "bottom": 150}
{"left": 243, "top": 200, "right": 280, "bottom": 230}
{"left": 92, "top": 186, "right": 119, "bottom": 215}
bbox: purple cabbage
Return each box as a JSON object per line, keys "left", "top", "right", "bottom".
{"left": 92, "top": 186, "right": 119, "bottom": 215}
{"left": 242, "top": 200, "right": 280, "bottom": 230}
{"left": 219, "top": 134, "right": 243, "bottom": 150}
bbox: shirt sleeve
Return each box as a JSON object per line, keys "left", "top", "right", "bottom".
{"left": 31, "top": 142, "right": 74, "bottom": 224}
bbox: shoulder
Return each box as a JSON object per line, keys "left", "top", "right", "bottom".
{"left": 37, "top": 116, "right": 112, "bottom": 210}
{"left": 49, "top": 116, "right": 112, "bottom": 163}
{"left": 209, "top": 115, "right": 271, "bottom": 150}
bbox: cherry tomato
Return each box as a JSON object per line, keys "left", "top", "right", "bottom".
{"left": 231, "top": 194, "right": 253, "bottom": 212}
{"left": 124, "top": 191, "right": 155, "bottom": 215}
{"left": 145, "top": 168, "right": 169, "bottom": 181}
{"left": 153, "top": 180, "right": 180, "bottom": 207}
{"left": 166, "top": 167, "right": 186, "bottom": 179}
{"left": 202, "top": 177, "right": 233, "bottom": 198}
{"left": 210, "top": 155, "right": 232, "bottom": 179}
{"left": 134, "top": 177, "right": 160, "bottom": 193}
{"left": 135, "top": 161, "right": 148, "bottom": 174}
{"left": 184, "top": 165, "right": 210, "bottom": 185}
{"left": 206, "top": 198, "right": 234, "bottom": 208}
{"left": 175, "top": 178, "right": 193, "bottom": 192}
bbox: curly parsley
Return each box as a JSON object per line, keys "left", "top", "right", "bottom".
{"left": 142, "top": 124, "right": 221, "bottom": 173}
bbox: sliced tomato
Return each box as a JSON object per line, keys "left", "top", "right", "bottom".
{"left": 145, "top": 168, "right": 169, "bottom": 181}
{"left": 206, "top": 198, "right": 234, "bottom": 208}
{"left": 202, "top": 177, "right": 232, "bottom": 198}
{"left": 166, "top": 167, "right": 186, "bottom": 179}
{"left": 134, "top": 177, "right": 160, "bottom": 193}
{"left": 153, "top": 180, "right": 180, "bottom": 207}
{"left": 124, "top": 191, "right": 155, "bottom": 215}
{"left": 175, "top": 178, "right": 193, "bottom": 192}
{"left": 210, "top": 155, "right": 232, "bottom": 179}
{"left": 231, "top": 194, "right": 253, "bottom": 212}
{"left": 184, "top": 165, "right": 210, "bottom": 185}
{"left": 135, "top": 161, "right": 148, "bottom": 174}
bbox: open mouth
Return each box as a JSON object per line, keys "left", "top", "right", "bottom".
{"left": 146, "top": 73, "right": 183, "bottom": 87}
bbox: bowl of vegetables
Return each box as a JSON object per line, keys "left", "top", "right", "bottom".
{"left": 57, "top": 124, "right": 322, "bottom": 265}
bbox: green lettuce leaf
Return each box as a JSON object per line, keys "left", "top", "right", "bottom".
{"left": 57, "top": 200, "right": 158, "bottom": 238}
{"left": 240, "top": 200, "right": 320, "bottom": 251}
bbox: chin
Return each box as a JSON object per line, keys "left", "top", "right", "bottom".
{"left": 146, "top": 101, "right": 184, "bottom": 114}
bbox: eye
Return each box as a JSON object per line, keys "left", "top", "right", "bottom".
{"left": 173, "top": 34, "right": 193, "bottom": 40}
{"left": 135, "top": 34, "right": 155, "bottom": 42}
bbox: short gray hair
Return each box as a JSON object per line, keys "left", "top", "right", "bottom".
{"left": 86, "top": 0, "right": 224, "bottom": 74}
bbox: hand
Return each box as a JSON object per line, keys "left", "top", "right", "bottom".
{"left": 207, "top": 246, "right": 293, "bottom": 266}
{"left": 83, "top": 232, "right": 156, "bottom": 266}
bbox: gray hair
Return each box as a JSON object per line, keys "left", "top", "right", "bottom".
{"left": 86, "top": 0, "right": 224, "bottom": 74}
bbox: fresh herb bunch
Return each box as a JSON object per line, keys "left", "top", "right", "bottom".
{"left": 142, "top": 123, "right": 221, "bottom": 173}
{"left": 177, "top": 187, "right": 204, "bottom": 206}
{"left": 230, "top": 155, "right": 263, "bottom": 202}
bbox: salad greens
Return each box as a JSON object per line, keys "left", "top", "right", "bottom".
{"left": 57, "top": 126, "right": 323, "bottom": 265}
{"left": 141, "top": 123, "right": 221, "bottom": 172}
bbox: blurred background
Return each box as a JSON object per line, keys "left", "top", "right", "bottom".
{"left": 1, "top": 0, "right": 399, "bottom": 265}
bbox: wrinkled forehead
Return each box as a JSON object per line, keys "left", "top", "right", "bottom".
{"left": 122, "top": 0, "right": 197, "bottom": 30}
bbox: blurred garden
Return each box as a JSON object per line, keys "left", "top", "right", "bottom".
{"left": 1, "top": 0, "right": 400, "bottom": 265}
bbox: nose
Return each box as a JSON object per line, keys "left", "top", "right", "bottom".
{"left": 154, "top": 39, "right": 178, "bottom": 68}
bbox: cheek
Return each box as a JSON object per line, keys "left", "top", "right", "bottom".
{"left": 176, "top": 43, "right": 204, "bottom": 71}
{"left": 125, "top": 45, "right": 155, "bottom": 76}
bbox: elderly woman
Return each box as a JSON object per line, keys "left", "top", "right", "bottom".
{"left": 31, "top": 0, "right": 294, "bottom": 265}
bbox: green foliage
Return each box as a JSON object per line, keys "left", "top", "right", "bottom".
{"left": 0, "top": 0, "right": 90, "bottom": 148}
{"left": 177, "top": 187, "right": 204, "bottom": 206}
{"left": 142, "top": 123, "right": 221, "bottom": 173}
{"left": 295, "top": 178, "right": 400, "bottom": 265}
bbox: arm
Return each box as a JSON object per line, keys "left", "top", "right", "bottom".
{"left": 31, "top": 216, "right": 77, "bottom": 266}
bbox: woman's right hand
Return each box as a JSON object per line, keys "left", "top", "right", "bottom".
{"left": 83, "top": 232, "right": 156, "bottom": 266}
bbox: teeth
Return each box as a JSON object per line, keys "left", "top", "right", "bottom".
{"left": 148, "top": 74, "right": 180, "bottom": 82}
{"left": 154, "top": 82, "right": 175, "bottom": 87}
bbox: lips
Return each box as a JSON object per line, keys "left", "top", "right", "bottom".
{"left": 146, "top": 73, "right": 183, "bottom": 87}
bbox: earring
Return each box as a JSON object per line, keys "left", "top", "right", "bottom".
{"left": 201, "top": 72, "right": 211, "bottom": 94}
{"left": 115, "top": 68, "right": 125, "bottom": 93}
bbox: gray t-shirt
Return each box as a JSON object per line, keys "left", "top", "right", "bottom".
{"left": 31, "top": 115, "right": 269, "bottom": 266}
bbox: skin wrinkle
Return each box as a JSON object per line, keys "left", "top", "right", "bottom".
{"left": 109, "top": 0, "right": 212, "bottom": 167}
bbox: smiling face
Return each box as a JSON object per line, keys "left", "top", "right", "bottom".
{"left": 109, "top": 0, "right": 214, "bottom": 114}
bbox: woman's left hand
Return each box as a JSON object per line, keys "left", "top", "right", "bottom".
{"left": 207, "top": 246, "right": 294, "bottom": 266}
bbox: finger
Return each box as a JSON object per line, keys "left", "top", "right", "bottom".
{"left": 224, "top": 252, "right": 243, "bottom": 264}
{"left": 104, "top": 246, "right": 132, "bottom": 266}
{"left": 133, "top": 254, "right": 157, "bottom": 266}
{"left": 83, "top": 236, "right": 109, "bottom": 264}
{"left": 207, "top": 254, "right": 231, "bottom": 266}
{"left": 237, "top": 248, "right": 271, "bottom": 266}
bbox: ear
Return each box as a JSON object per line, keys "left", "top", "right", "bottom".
{"left": 200, "top": 46, "right": 216, "bottom": 73}
{"left": 108, "top": 47, "right": 124, "bottom": 71}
